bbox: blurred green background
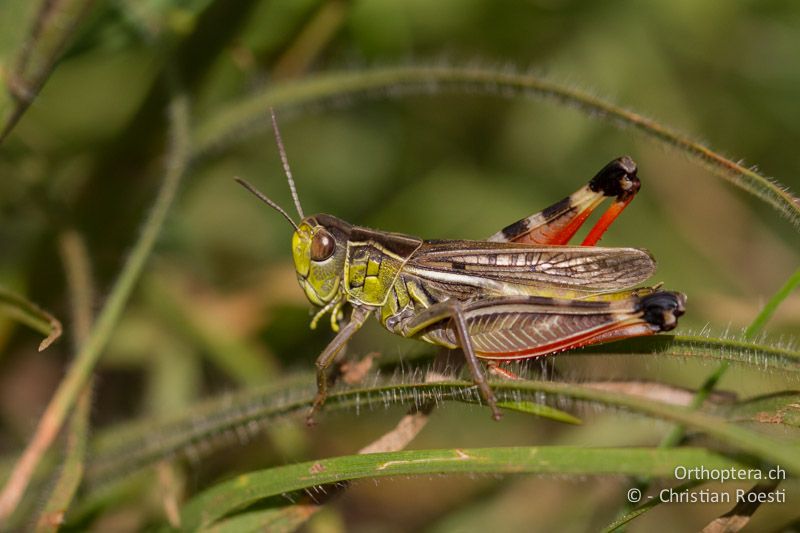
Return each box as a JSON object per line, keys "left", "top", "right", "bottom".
{"left": 1, "top": 0, "right": 799, "bottom": 531}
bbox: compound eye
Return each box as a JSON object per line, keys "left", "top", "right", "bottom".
{"left": 310, "top": 229, "right": 335, "bottom": 261}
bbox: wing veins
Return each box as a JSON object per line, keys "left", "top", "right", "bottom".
{"left": 409, "top": 241, "right": 655, "bottom": 291}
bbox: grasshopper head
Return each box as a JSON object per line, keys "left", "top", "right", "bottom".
{"left": 235, "top": 110, "right": 353, "bottom": 309}
{"left": 292, "top": 214, "right": 352, "bottom": 306}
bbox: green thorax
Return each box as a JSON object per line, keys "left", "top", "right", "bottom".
{"left": 344, "top": 226, "right": 422, "bottom": 306}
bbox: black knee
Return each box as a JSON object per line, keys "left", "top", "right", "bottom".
{"left": 638, "top": 291, "right": 687, "bottom": 331}
{"left": 589, "top": 156, "right": 640, "bottom": 201}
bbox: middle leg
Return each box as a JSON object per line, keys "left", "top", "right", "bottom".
{"left": 399, "top": 301, "right": 503, "bottom": 420}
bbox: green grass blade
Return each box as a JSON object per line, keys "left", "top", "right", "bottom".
{"left": 496, "top": 401, "right": 581, "bottom": 424}
{"left": 181, "top": 446, "right": 748, "bottom": 530}
{"left": 745, "top": 267, "right": 800, "bottom": 337}
{"left": 34, "top": 231, "right": 95, "bottom": 531}
{"left": 0, "top": 286, "right": 62, "bottom": 351}
{"left": 600, "top": 479, "right": 705, "bottom": 533}
{"left": 34, "top": 386, "right": 91, "bottom": 532}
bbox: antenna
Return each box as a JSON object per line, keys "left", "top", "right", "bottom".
{"left": 270, "top": 108, "right": 305, "bottom": 220}
{"left": 234, "top": 177, "right": 300, "bottom": 232}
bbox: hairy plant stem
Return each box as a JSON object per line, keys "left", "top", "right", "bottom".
{"left": 194, "top": 65, "right": 800, "bottom": 230}
{"left": 83, "top": 376, "right": 800, "bottom": 495}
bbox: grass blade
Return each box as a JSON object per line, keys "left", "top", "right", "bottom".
{"left": 34, "top": 231, "right": 95, "bottom": 531}
{"left": 496, "top": 401, "right": 581, "bottom": 424}
{"left": 745, "top": 268, "right": 800, "bottom": 337}
{"left": 181, "top": 446, "right": 749, "bottom": 530}
{"left": 600, "top": 479, "right": 705, "bottom": 533}
{"left": 0, "top": 286, "right": 62, "bottom": 351}
{"left": 34, "top": 387, "right": 91, "bottom": 532}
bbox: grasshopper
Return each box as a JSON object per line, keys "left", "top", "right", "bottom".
{"left": 237, "top": 111, "right": 686, "bottom": 423}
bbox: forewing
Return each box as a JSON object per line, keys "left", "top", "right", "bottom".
{"left": 407, "top": 240, "right": 655, "bottom": 293}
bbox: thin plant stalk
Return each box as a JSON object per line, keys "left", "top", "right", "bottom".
{"left": 0, "top": 81, "right": 191, "bottom": 521}
{"left": 34, "top": 231, "right": 95, "bottom": 531}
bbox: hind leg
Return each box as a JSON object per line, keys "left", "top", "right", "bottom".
{"left": 489, "top": 157, "right": 640, "bottom": 246}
